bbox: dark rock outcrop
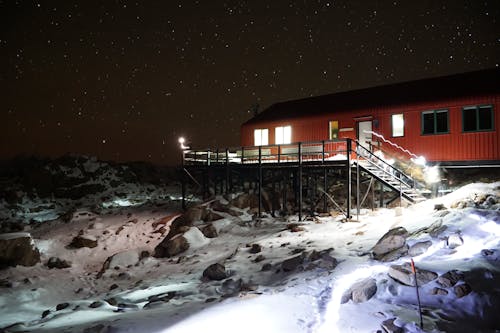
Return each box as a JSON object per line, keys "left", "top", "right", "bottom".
{"left": 0, "top": 233, "right": 41, "bottom": 268}
{"left": 203, "top": 263, "right": 227, "bottom": 281}
{"left": 68, "top": 235, "right": 98, "bottom": 249}
{"left": 154, "top": 234, "right": 189, "bottom": 258}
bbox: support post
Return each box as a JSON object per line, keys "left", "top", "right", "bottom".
{"left": 298, "top": 142, "right": 303, "bottom": 221}
{"left": 356, "top": 148, "right": 360, "bottom": 220}
{"left": 181, "top": 151, "right": 186, "bottom": 211}
{"left": 258, "top": 146, "right": 262, "bottom": 219}
{"left": 346, "top": 139, "right": 352, "bottom": 220}
{"left": 323, "top": 168, "right": 328, "bottom": 213}
{"left": 225, "top": 148, "right": 229, "bottom": 195}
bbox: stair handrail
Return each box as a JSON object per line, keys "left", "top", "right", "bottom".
{"left": 354, "top": 141, "right": 414, "bottom": 189}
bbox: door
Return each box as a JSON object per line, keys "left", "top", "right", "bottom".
{"left": 357, "top": 121, "right": 372, "bottom": 149}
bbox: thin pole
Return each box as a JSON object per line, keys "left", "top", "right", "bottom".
{"left": 411, "top": 258, "right": 424, "bottom": 330}
{"left": 346, "top": 139, "right": 351, "bottom": 220}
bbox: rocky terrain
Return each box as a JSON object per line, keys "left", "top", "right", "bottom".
{"left": 0, "top": 156, "right": 499, "bottom": 332}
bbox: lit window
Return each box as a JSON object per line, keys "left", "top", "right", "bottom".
{"left": 463, "top": 105, "right": 494, "bottom": 132}
{"left": 275, "top": 125, "right": 291, "bottom": 144}
{"left": 391, "top": 114, "right": 404, "bottom": 137}
{"left": 422, "top": 109, "right": 448, "bottom": 135}
{"left": 254, "top": 128, "right": 268, "bottom": 146}
{"left": 329, "top": 120, "right": 339, "bottom": 139}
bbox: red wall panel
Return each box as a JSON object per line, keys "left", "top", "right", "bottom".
{"left": 241, "top": 94, "right": 500, "bottom": 163}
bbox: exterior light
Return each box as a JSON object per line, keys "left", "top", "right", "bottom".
{"left": 178, "top": 137, "right": 189, "bottom": 150}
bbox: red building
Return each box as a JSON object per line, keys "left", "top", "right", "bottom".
{"left": 241, "top": 68, "right": 500, "bottom": 166}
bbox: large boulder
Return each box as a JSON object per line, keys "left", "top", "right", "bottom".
{"left": 341, "top": 278, "right": 377, "bottom": 304}
{"left": 154, "top": 234, "right": 189, "bottom": 258}
{"left": 198, "top": 224, "right": 218, "bottom": 238}
{"left": 388, "top": 263, "right": 437, "bottom": 286}
{"left": 372, "top": 227, "right": 408, "bottom": 261}
{"left": 408, "top": 240, "right": 432, "bottom": 257}
{"left": 164, "top": 207, "right": 204, "bottom": 240}
{"left": 0, "top": 233, "right": 41, "bottom": 268}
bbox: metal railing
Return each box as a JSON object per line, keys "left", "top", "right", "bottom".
{"left": 183, "top": 139, "right": 351, "bottom": 165}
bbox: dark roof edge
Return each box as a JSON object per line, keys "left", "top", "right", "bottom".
{"left": 243, "top": 67, "right": 500, "bottom": 126}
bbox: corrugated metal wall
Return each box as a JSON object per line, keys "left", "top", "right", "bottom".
{"left": 240, "top": 94, "right": 500, "bottom": 163}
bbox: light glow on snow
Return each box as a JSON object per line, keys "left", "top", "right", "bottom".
{"left": 423, "top": 165, "right": 440, "bottom": 184}
{"left": 479, "top": 220, "right": 500, "bottom": 237}
{"left": 411, "top": 156, "right": 427, "bottom": 166}
{"left": 319, "top": 264, "right": 387, "bottom": 333}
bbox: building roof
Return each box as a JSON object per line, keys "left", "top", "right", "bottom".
{"left": 243, "top": 68, "right": 500, "bottom": 125}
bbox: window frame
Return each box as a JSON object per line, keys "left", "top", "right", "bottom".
{"left": 462, "top": 105, "right": 494, "bottom": 133}
{"left": 421, "top": 109, "right": 449, "bottom": 135}
{"left": 275, "top": 125, "right": 291, "bottom": 144}
{"left": 254, "top": 128, "right": 269, "bottom": 146}
{"left": 391, "top": 113, "right": 405, "bottom": 137}
{"left": 329, "top": 120, "right": 339, "bottom": 140}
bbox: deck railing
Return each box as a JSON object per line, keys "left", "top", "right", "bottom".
{"left": 183, "top": 139, "right": 351, "bottom": 165}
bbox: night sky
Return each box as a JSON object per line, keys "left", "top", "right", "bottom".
{"left": 1, "top": 1, "right": 499, "bottom": 165}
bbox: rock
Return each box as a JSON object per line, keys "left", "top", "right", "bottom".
{"left": 47, "top": 257, "right": 72, "bottom": 269}
{"left": 0, "top": 221, "right": 25, "bottom": 234}
{"left": 211, "top": 200, "right": 243, "bottom": 216}
{"left": 434, "top": 203, "right": 446, "bottom": 210}
{"left": 218, "top": 278, "right": 243, "bottom": 296}
{"left": 203, "top": 210, "right": 224, "bottom": 222}
{"left": 83, "top": 324, "right": 110, "bottom": 333}
{"left": 281, "top": 253, "right": 305, "bottom": 272}
{"left": 0, "top": 233, "right": 41, "bottom": 268}
{"left": 0, "top": 278, "right": 13, "bottom": 288}
{"left": 89, "top": 301, "right": 104, "bottom": 308}
{"left": 381, "top": 318, "right": 404, "bottom": 333}
{"left": 317, "top": 254, "right": 338, "bottom": 270}
{"left": 437, "top": 270, "right": 464, "bottom": 288}
{"left": 388, "top": 263, "right": 438, "bottom": 286}
{"left": 249, "top": 243, "right": 262, "bottom": 254}
{"left": 253, "top": 254, "right": 266, "bottom": 263}
{"left": 430, "top": 287, "right": 448, "bottom": 295}
{"left": 446, "top": 233, "right": 464, "bottom": 249}
{"left": 342, "top": 278, "right": 377, "bottom": 304}
{"left": 184, "top": 207, "right": 203, "bottom": 223}
{"left": 198, "top": 224, "right": 218, "bottom": 238}
{"left": 408, "top": 241, "right": 432, "bottom": 257}
{"left": 163, "top": 207, "right": 202, "bottom": 240}
{"left": 68, "top": 235, "right": 98, "bottom": 249}
{"left": 153, "top": 233, "right": 189, "bottom": 258}
{"left": 230, "top": 193, "right": 259, "bottom": 209}
{"left": 109, "top": 283, "right": 119, "bottom": 290}
{"left": 261, "top": 263, "right": 273, "bottom": 271}
{"left": 203, "top": 263, "right": 227, "bottom": 281}
{"left": 41, "top": 309, "right": 51, "bottom": 318}
{"left": 481, "top": 249, "right": 500, "bottom": 261}
{"left": 372, "top": 227, "right": 408, "bottom": 261}
{"left": 287, "top": 223, "right": 306, "bottom": 232}
{"left": 377, "top": 245, "right": 408, "bottom": 262}
{"left": 56, "top": 303, "right": 70, "bottom": 311}
{"left": 454, "top": 283, "right": 472, "bottom": 298}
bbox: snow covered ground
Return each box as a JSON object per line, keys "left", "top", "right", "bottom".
{"left": 1, "top": 181, "right": 499, "bottom": 333}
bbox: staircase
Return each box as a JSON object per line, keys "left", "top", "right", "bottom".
{"left": 354, "top": 144, "right": 427, "bottom": 204}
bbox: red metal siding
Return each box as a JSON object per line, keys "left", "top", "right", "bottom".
{"left": 241, "top": 94, "right": 500, "bottom": 163}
